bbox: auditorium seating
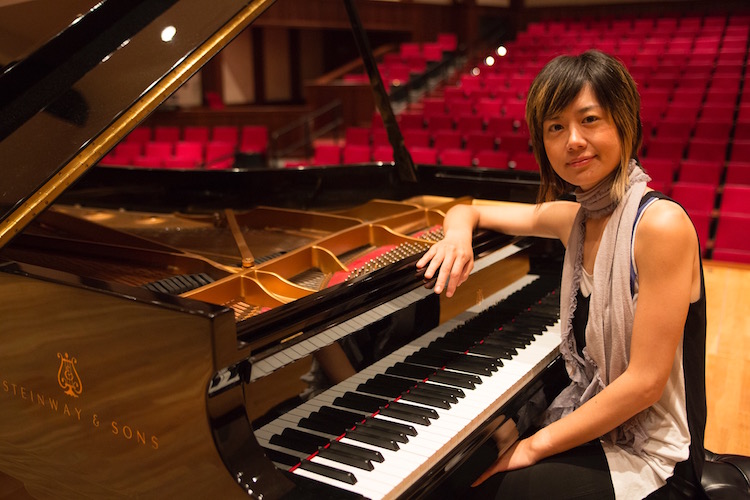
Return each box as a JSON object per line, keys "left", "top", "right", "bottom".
{"left": 242, "top": 11, "right": 749, "bottom": 264}
{"left": 101, "top": 125, "right": 269, "bottom": 170}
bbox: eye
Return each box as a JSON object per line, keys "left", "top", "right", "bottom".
{"left": 583, "top": 115, "right": 599, "bottom": 124}
{"left": 547, "top": 123, "right": 563, "bottom": 133}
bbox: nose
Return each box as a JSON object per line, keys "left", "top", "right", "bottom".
{"left": 567, "top": 125, "right": 586, "bottom": 151}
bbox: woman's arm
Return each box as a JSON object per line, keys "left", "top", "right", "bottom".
{"left": 473, "top": 200, "right": 699, "bottom": 484}
{"left": 416, "top": 200, "right": 579, "bottom": 296}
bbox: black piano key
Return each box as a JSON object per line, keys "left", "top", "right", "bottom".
{"left": 317, "top": 447, "right": 374, "bottom": 471}
{"left": 282, "top": 427, "right": 330, "bottom": 447}
{"left": 494, "top": 327, "right": 536, "bottom": 342}
{"left": 298, "top": 416, "right": 345, "bottom": 437}
{"left": 484, "top": 333, "right": 531, "bottom": 348}
{"left": 405, "top": 351, "right": 450, "bottom": 368}
{"left": 334, "top": 392, "right": 388, "bottom": 413}
{"left": 346, "top": 428, "right": 400, "bottom": 451}
{"left": 263, "top": 447, "right": 301, "bottom": 467}
{"left": 481, "top": 336, "right": 523, "bottom": 351}
{"left": 474, "top": 339, "right": 518, "bottom": 356}
{"left": 327, "top": 440, "right": 385, "bottom": 463}
{"left": 467, "top": 343, "right": 514, "bottom": 359}
{"left": 421, "top": 346, "right": 502, "bottom": 373}
{"left": 388, "top": 401, "right": 439, "bottom": 419}
{"left": 445, "top": 358, "right": 494, "bottom": 376}
{"left": 428, "top": 370, "right": 478, "bottom": 389}
{"left": 319, "top": 406, "right": 367, "bottom": 426}
{"left": 299, "top": 460, "right": 357, "bottom": 485}
{"left": 422, "top": 346, "right": 494, "bottom": 368}
{"left": 378, "top": 406, "right": 431, "bottom": 426}
{"left": 401, "top": 390, "right": 451, "bottom": 409}
{"left": 372, "top": 373, "right": 418, "bottom": 392}
{"left": 362, "top": 417, "right": 417, "bottom": 437}
{"left": 356, "top": 381, "right": 401, "bottom": 399}
{"left": 386, "top": 362, "right": 435, "bottom": 380}
{"left": 415, "top": 381, "right": 464, "bottom": 400}
{"left": 270, "top": 433, "right": 318, "bottom": 454}
{"left": 428, "top": 336, "right": 476, "bottom": 351}
{"left": 353, "top": 422, "right": 408, "bottom": 443}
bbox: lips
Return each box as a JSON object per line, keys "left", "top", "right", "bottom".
{"left": 567, "top": 155, "right": 595, "bottom": 167}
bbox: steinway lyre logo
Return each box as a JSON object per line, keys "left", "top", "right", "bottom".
{"left": 57, "top": 352, "right": 83, "bottom": 398}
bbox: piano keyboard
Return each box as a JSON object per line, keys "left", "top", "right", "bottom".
{"left": 254, "top": 273, "right": 562, "bottom": 500}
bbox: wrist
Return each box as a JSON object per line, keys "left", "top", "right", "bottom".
{"left": 526, "top": 427, "right": 555, "bottom": 462}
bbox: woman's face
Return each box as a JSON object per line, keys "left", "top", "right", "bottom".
{"left": 542, "top": 84, "right": 622, "bottom": 191}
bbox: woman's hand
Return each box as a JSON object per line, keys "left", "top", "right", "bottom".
{"left": 471, "top": 438, "right": 539, "bottom": 487}
{"left": 415, "top": 230, "right": 474, "bottom": 297}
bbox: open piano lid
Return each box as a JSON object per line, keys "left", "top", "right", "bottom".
{"left": 0, "top": 0, "right": 276, "bottom": 249}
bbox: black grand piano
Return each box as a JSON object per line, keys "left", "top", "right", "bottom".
{"left": 0, "top": 1, "right": 565, "bottom": 498}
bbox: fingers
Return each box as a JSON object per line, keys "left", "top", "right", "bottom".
{"left": 416, "top": 239, "right": 474, "bottom": 296}
{"left": 470, "top": 451, "right": 508, "bottom": 487}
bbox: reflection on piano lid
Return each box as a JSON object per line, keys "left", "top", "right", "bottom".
{"left": 0, "top": 0, "right": 563, "bottom": 498}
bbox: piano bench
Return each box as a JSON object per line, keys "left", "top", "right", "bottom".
{"left": 702, "top": 449, "right": 750, "bottom": 499}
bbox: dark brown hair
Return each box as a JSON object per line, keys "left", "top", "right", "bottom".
{"left": 525, "top": 50, "right": 642, "bottom": 202}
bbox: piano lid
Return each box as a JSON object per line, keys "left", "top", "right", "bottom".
{"left": 0, "top": 0, "right": 276, "bottom": 248}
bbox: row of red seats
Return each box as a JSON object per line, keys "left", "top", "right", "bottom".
{"left": 99, "top": 124, "right": 268, "bottom": 169}
{"left": 346, "top": 122, "right": 531, "bottom": 158}
{"left": 524, "top": 14, "right": 739, "bottom": 35}
{"left": 519, "top": 15, "right": 747, "bottom": 45}
{"left": 100, "top": 140, "right": 236, "bottom": 169}
{"left": 125, "top": 124, "right": 268, "bottom": 152}
{"left": 654, "top": 183, "right": 750, "bottom": 262}
{"left": 646, "top": 159, "right": 750, "bottom": 188}
{"left": 291, "top": 143, "right": 536, "bottom": 171}
{"left": 343, "top": 33, "right": 457, "bottom": 88}
{"left": 642, "top": 138, "right": 750, "bottom": 164}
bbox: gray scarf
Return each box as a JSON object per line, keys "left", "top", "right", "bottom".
{"left": 544, "top": 159, "right": 652, "bottom": 453}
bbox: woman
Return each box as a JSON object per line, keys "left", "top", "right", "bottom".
{"left": 416, "top": 50, "right": 706, "bottom": 499}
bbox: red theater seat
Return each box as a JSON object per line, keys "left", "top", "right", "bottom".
{"left": 205, "top": 141, "right": 236, "bottom": 169}
{"left": 713, "top": 214, "right": 750, "bottom": 264}
{"left": 342, "top": 145, "right": 371, "bottom": 164}
{"left": 439, "top": 148, "right": 473, "bottom": 167}
{"left": 212, "top": 126, "right": 239, "bottom": 145}
{"left": 474, "top": 150, "right": 509, "bottom": 169}
{"left": 725, "top": 162, "right": 750, "bottom": 186}
{"left": 125, "top": 127, "right": 152, "bottom": 144}
{"left": 464, "top": 133, "right": 496, "bottom": 155}
{"left": 345, "top": 127, "right": 371, "bottom": 146}
{"left": 372, "top": 146, "right": 394, "bottom": 162}
{"left": 433, "top": 130, "right": 462, "bottom": 152}
{"left": 240, "top": 125, "right": 269, "bottom": 154}
{"left": 410, "top": 147, "right": 437, "bottom": 165}
{"left": 509, "top": 153, "right": 538, "bottom": 171}
{"left": 644, "top": 159, "right": 679, "bottom": 184}
{"left": 183, "top": 126, "right": 210, "bottom": 143}
{"left": 670, "top": 182, "right": 717, "bottom": 213}
{"left": 403, "top": 129, "right": 431, "bottom": 149}
{"left": 720, "top": 185, "right": 750, "bottom": 215}
{"left": 678, "top": 160, "right": 723, "bottom": 186}
{"left": 313, "top": 144, "right": 342, "bottom": 165}
{"left": 154, "top": 126, "right": 180, "bottom": 143}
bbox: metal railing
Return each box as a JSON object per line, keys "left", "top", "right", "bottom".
{"left": 269, "top": 99, "right": 343, "bottom": 167}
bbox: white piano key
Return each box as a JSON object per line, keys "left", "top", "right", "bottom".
{"left": 311, "top": 456, "right": 397, "bottom": 497}
{"left": 293, "top": 464, "right": 385, "bottom": 500}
